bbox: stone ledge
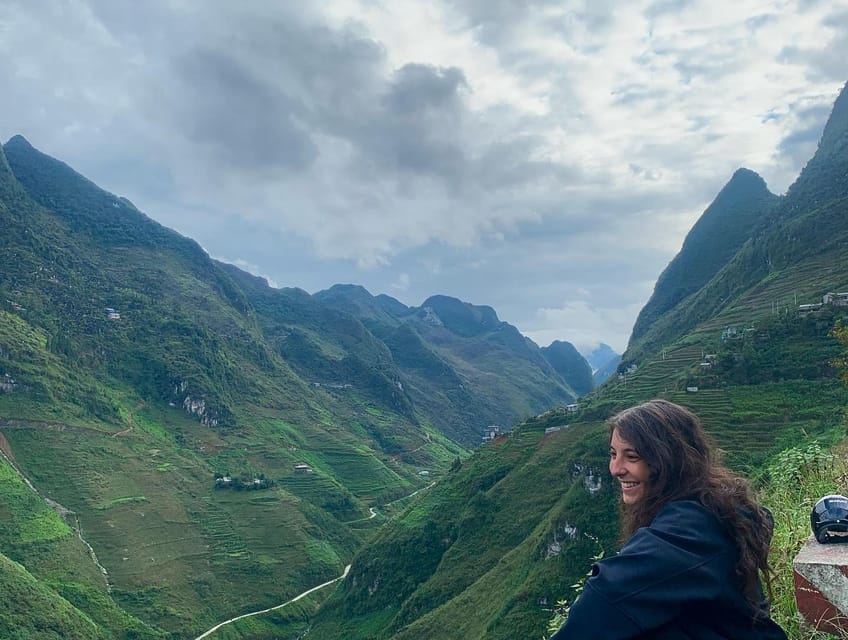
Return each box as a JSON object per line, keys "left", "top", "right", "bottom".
{"left": 793, "top": 535, "right": 848, "bottom": 635}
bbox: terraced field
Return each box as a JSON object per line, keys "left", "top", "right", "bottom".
{"left": 695, "top": 251, "right": 848, "bottom": 338}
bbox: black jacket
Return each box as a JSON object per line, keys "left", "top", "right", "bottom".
{"left": 550, "top": 500, "right": 788, "bottom": 639}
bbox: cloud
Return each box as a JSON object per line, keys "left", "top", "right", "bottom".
{"left": 1, "top": 0, "right": 846, "bottom": 353}
{"left": 527, "top": 300, "right": 647, "bottom": 354}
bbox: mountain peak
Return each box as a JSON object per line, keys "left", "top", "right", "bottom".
{"left": 628, "top": 165, "right": 779, "bottom": 345}
{"left": 317, "top": 283, "right": 374, "bottom": 300}
{"left": 5, "top": 134, "right": 34, "bottom": 151}
{"left": 729, "top": 167, "right": 767, "bottom": 187}
{"left": 418, "top": 295, "right": 500, "bottom": 337}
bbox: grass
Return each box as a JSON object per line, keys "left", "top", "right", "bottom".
{"left": 760, "top": 440, "right": 848, "bottom": 639}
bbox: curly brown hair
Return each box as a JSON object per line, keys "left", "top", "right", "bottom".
{"left": 608, "top": 399, "right": 775, "bottom": 616}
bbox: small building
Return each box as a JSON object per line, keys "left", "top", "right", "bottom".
{"left": 799, "top": 303, "right": 823, "bottom": 313}
{"left": 294, "top": 463, "right": 313, "bottom": 474}
{"left": 106, "top": 307, "right": 121, "bottom": 320}
{"left": 823, "top": 292, "right": 848, "bottom": 306}
{"left": 481, "top": 425, "right": 501, "bottom": 443}
{"left": 545, "top": 426, "right": 562, "bottom": 434}
{"left": 686, "top": 386, "right": 699, "bottom": 393}
{"left": 566, "top": 403, "right": 579, "bottom": 413}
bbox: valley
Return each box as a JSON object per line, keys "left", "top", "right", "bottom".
{"left": 1, "top": 73, "right": 846, "bottom": 640}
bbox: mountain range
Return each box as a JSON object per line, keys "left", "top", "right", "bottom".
{"left": 0, "top": 132, "right": 593, "bottom": 637}
{"left": 301, "top": 81, "right": 848, "bottom": 639}
{"left": 1, "top": 77, "right": 846, "bottom": 638}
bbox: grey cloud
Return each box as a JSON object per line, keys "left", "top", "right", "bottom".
{"left": 368, "top": 64, "right": 470, "bottom": 184}
{"left": 776, "top": 102, "right": 832, "bottom": 167}
{"left": 447, "top": 0, "right": 615, "bottom": 58}
{"left": 446, "top": 0, "right": 561, "bottom": 47}
{"left": 778, "top": 12, "right": 848, "bottom": 83}
{"left": 611, "top": 82, "right": 669, "bottom": 107}
{"left": 744, "top": 13, "right": 777, "bottom": 32}
{"left": 387, "top": 64, "right": 467, "bottom": 114}
{"left": 174, "top": 49, "right": 317, "bottom": 171}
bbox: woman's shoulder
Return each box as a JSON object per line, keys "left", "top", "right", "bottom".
{"left": 633, "top": 499, "right": 730, "bottom": 553}
{"left": 653, "top": 498, "right": 719, "bottom": 526}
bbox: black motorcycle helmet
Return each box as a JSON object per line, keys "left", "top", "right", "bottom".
{"left": 811, "top": 494, "right": 848, "bottom": 543}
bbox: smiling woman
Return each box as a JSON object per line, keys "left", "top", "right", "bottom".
{"left": 551, "top": 399, "right": 788, "bottom": 640}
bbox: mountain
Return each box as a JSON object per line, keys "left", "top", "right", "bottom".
{"left": 313, "top": 287, "right": 579, "bottom": 444}
{"left": 582, "top": 343, "right": 617, "bottom": 372}
{"left": 628, "top": 167, "right": 779, "bottom": 350}
{"left": 308, "top": 81, "right": 848, "bottom": 639}
{"left": 0, "top": 134, "right": 581, "bottom": 637}
{"left": 581, "top": 342, "right": 621, "bottom": 385}
{"left": 627, "top": 81, "right": 848, "bottom": 364}
{"left": 540, "top": 340, "right": 594, "bottom": 396}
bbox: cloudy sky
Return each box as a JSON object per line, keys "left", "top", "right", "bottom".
{"left": 2, "top": 0, "right": 846, "bottom": 353}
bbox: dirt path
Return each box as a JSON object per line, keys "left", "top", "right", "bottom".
{"left": 195, "top": 480, "right": 436, "bottom": 637}
{"left": 113, "top": 402, "right": 145, "bottom": 437}
{"left": 0, "top": 441, "right": 111, "bottom": 589}
{"left": 194, "top": 564, "right": 351, "bottom": 640}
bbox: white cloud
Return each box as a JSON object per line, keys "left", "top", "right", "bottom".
{"left": 1, "top": 0, "right": 846, "bottom": 352}
{"left": 527, "top": 300, "right": 647, "bottom": 354}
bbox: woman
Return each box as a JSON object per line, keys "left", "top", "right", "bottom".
{"left": 551, "top": 399, "right": 787, "bottom": 639}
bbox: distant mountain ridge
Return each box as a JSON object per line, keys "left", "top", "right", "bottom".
{"left": 0, "top": 134, "right": 588, "bottom": 637}
{"left": 312, "top": 285, "right": 588, "bottom": 443}
{"left": 582, "top": 343, "right": 621, "bottom": 385}
{"left": 540, "top": 340, "right": 594, "bottom": 396}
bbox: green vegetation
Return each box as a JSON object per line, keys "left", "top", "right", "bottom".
{"left": 0, "top": 132, "right": 581, "bottom": 637}
{"left": 761, "top": 442, "right": 848, "bottom": 639}
{"left": 1, "top": 80, "right": 846, "bottom": 639}
{"left": 0, "top": 552, "right": 111, "bottom": 640}
{"left": 306, "top": 82, "right": 848, "bottom": 639}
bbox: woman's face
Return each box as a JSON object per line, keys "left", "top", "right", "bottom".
{"left": 609, "top": 428, "right": 651, "bottom": 505}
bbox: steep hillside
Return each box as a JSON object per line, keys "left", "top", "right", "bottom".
{"left": 629, "top": 167, "right": 779, "bottom": 348}
{"left": 0, "top": 452, "right": 162, "bottom": 639}
{"left": 310, "top": 423, "right": 618, "bottom": 640}
{"left": 541, "top": 340, "right": 594, "bottom": 396}
{"left": 0, "top": 133, "right": 583, "bottom": 637}
{"left": 627, "top": 81, "right": 848, "bottom": 363}
{"left": 314, "top": 287, "right": 579, "bottom": 444}
{"left": 307, "top": 82, "right": 848, "bottom": 639}
{"left": 0, "top": 138, "right": 452, "bottom": 637}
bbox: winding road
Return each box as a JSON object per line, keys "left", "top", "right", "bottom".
{"left": 194, "top": 480, "right": 437, "bottom": 638}
{"left": 194, "top": 564, "right": 351, "bottom": 640}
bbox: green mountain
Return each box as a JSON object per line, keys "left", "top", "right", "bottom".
{"left": 307, "top": 81, "right": 848, "bottom": 639}
{"left": 0, "top": 134, "right": 579, "bottom": 637}
{"left": 540, "top": 340, "right": 594, "bottom": 396}
{"left": 313, "top": 286, "right": 579, "bottom": 444}
{"left": 628, "top": 167, "right": 780, "bottom": 353}
{"left": 626, "top": 81, "right": 848, "bottom": 365}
